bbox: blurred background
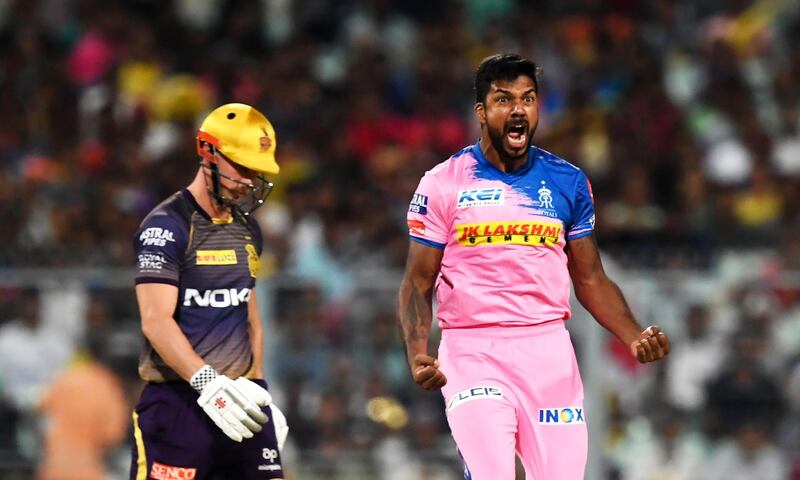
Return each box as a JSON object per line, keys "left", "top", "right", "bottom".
{"left": 1, "top": 0, "right": 800, "bottom": 478}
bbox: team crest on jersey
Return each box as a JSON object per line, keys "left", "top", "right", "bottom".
{"left": 245, "top": 244, "right": 260, "bottom": 277}
{"left": 457, "top": 188, "right": 504, "bottom": 208}
{"left": 527, "top": 180, "right": 558, "bottom": 217}
{"left": 409, "top": 193, "right": 428, "bottom": 215}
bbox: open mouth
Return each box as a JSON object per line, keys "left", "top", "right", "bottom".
{"left": 506, "top": 124, "right": 528, "bottom": 148}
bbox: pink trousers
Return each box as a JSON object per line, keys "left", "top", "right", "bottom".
{"left": 438, "top": 321, "right": 588, "bottom": 479}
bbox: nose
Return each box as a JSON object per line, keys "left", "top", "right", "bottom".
{"left": 510, "top": 102, "right": 525, "bottom": 115}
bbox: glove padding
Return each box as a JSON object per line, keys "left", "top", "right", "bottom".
{"left": 196, "top": 375, "right": 272, "bottom": 442}
{"left": 269, "top": 403, "right": 289, "bottom": 450}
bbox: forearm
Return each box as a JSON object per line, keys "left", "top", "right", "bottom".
{"left": 397, "top": 277, "right": 435, "bottom": 367}
{"left": 247, "top": 317, "right": 264, "bottom": 379}
{"left": 142, "top": 316, "right": 206, "bottom": 381}
{"left": 575, "top": 276, "right": 642, "bottom": 346}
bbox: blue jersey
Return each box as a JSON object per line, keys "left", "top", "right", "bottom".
{"left": 133, "top": 190, "right": 263, "bottom": 382}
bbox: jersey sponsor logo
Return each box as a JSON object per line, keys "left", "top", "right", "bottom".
{"left": 183, "top": 288, "right": 251, "bottom": 307}
{"left": 246, "top": 244, "right": 260, "bottom": 278}
{"left": 196, "top": 249, "right": 237, "bottom": 265}
{"left": 150, "top": 461, "right": 197, "bottom": 480}
{"left": 138, "top": 253, "right": 167, "bottom": 270}
{"left": 447, "top": 385, "right": 503, "bottom": 411}
{"left": 139, "top": 227, "right": 176, "bottom": 247}
{"left": 538, "top": 407, "right": 585, "bottom": 424}
{"left": 407, "top": 219, "right": 425, "bottom": 236}
{"left": 457, "top": 188, "right": 504, "bottom": 208}
{"left": 409, "top": 193, "right": 429, "bottom": 215}
{"left": 456, "top": 221, "right": 562, "bottom": 246}
{"left": 262, "top": 448, "right": 279, "bottom": 462}
{"left": 258, "top": 464, "right": 283, "bottom": 472}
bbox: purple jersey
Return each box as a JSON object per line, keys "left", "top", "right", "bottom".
{"left": 133, "top": 190, "right": 263, "bottom": 382}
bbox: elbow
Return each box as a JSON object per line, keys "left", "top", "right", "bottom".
{"left": 572, "top": 273, "right": 607, "bottom": 298}
{"left": 140, "top": 314, "right": 160, "bottom": 342}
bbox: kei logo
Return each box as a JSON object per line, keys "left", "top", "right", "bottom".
{"left": 457, "top": 188, "right": 504, "bottom": 208}
{"left": 215, "top": 397, "right": 226, "bottom": 409}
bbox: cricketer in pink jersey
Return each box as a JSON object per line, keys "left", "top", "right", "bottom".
{"left": 397, "top": 54, "right": 671, "bottom": 479}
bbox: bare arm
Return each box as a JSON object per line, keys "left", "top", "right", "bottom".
{"left": 246, "top": 291, "right": 264, "bottom": 379}
{"left": 567, "top": 234, "right": 670, "bottom": 363}
{"left": 396, "top": 240, "right": 447, "bottom": 389}
{"left": 136, "top": 283, "right": 206, "bottom": 381}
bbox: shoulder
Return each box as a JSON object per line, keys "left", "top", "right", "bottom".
{"left": 534, "top": 147, "right": 586, "bottom": 179}
{"left": 138, "top": 192, "right": 190, "bottom": 230}
{"left": 534, "top": 147, "right": 591, "bottom": 194}
{"left": 422, "top": 144, "right": 478, "bottom": 181}
{"left": 135, "top": 192, "right": 190, "bottom": 247}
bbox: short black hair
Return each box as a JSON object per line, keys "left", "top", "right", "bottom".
{"left": 474, "top": 53, "right": 540, "bottom": 103}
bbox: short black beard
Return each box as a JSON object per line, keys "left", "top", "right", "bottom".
{"left": 488, "top": 125, "right": 528, "bottom": 167}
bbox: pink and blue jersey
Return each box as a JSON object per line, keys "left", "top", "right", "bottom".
{"left": 407, "top": 142, "right": 595, "bottom": 329}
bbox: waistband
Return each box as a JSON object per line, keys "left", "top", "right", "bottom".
{"left": 441, "top": 319, "right": 566, "bottom": 340}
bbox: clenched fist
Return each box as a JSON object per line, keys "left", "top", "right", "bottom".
{"left": 629, "top": 325, "right": 671, "bottom": 363}
{"left": 411, "top": 354, "right": 447, "bottom": 390}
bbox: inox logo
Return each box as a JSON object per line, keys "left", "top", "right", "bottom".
{"left": 457, "top": 188, "right": 504, "bottom": 208}
{"left": 183, "top": 288, "right": 251, "bottom": 307}
{"left": 538, "top": 407, "right": 585, "bottom": 424}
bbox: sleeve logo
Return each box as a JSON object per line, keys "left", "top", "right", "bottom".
{"left": 138, "top": 253, "right": 166, "bottom": 271}
{"left": 408, "top": 193, "right": 428, "bottom": 215}
{"left": 139, "top": 227, "right": 176, "bottom": 247}
{"left": 407, "top": 219, "right": 426, "bottom": 236}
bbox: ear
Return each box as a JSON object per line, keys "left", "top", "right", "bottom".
{"left": 197, "top": 141, "right": 219, "bottom": 164}
{"left": 474, "top": 102, "right": 486, "bottom": 125}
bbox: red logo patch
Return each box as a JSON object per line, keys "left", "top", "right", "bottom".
{"left": 150, "top": 461, "right": 197, "bottom": 480}
{"left": 407, "top": 220, "right": 425, "bottom": 236}
{"left": 215, "top": 397, "right": 226, "bottom": 409}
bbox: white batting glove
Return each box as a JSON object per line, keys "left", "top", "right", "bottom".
{"left": 190, "top": 365, "right": 272, "bottom": 442}
{"left": 269, "top": 403, "right": 289, "bottom": 450}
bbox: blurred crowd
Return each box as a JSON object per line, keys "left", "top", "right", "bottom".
{"left": 1, "top": 0, "right": 800, "bottom": 478}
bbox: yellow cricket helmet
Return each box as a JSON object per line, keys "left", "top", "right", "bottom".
{"left": 196, "top": 103, "right": 279, "bottom": 175}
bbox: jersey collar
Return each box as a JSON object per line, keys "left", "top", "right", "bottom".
{"left": 470, "top": 140, "right": 536, "bottom": 179}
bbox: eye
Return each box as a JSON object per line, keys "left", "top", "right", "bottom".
{"left": 497, "top": 96, "right": 508, "bottom": 104}
{"left": 524, "top": 95, "right": 535, "bottom": 103}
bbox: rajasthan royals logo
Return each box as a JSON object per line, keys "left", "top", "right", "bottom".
{"left": 538, "top": 181, "right": 553, "bottom": 209}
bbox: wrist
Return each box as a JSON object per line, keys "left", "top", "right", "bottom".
{"left": 190, "top": 364, "right": 219, "bottom": 393}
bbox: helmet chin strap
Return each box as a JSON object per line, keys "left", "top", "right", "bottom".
{"left": 203, "top": 146, "right": 231, "bottom": 211}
